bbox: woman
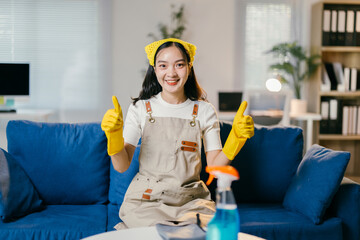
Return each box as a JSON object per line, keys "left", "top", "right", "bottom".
{"left": 101, "top": 38, "right": 254, "bottom": 229}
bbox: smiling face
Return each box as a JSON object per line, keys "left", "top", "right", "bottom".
{"left": 154, "top": 45, "right": 190, "bottom": 103}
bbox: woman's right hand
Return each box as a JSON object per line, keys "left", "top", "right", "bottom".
{"left": 101, "top": 96, "right": 124, "bottom": 156}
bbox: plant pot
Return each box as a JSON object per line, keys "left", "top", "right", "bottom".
{"left": 290, "top": 99, "right": 307, "bottom": 116}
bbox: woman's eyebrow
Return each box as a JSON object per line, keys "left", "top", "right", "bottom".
{"left": 157, "top": 59, "right": 185, "bottom": 63}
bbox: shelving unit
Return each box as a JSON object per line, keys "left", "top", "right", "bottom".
{"left": 310, "top": 0, "right": 360, "bottom": 182}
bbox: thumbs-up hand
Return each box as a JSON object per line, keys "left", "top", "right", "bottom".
{"left": 232, "top": 101, "right": 254, "bottom": 139}
{"left": 101, "top": 96, "right": 124, "bottom": 156}
{"left": 222, "top": 101, "right": 254, "bottom": 160}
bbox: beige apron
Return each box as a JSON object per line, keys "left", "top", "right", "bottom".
{"left": 116, "top": 101, "right": 215, "bottom": 229}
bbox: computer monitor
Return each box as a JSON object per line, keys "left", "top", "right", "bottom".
{"left": 218, "top": 92, "right": 243, "bottom": 112}
{"left": 0, "top": 63, "right": 30, "bottom": 96}
{"left": 0, "top": 63, "right": 30, "bottom": 111}
{"left": 243, "top": 89, "right": 291, "bottom": 126}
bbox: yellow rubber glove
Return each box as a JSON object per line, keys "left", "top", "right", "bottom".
{"left": 222, "top": 101, "right": 254, "bottom": 160}
{"left": 101, "top": 96, "right": 124, "bottom": 156}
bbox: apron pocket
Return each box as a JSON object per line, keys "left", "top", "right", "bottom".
{"left": 140, "top": 137, "right": 177, "bottom": 173}
{"left": 161, "top": 181, "right": 212, "bottom": 206}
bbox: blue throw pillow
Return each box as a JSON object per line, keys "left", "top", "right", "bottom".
{"left": 6, "top": 121, "right": 110, "bottom": 205}
{"left": 283, "top": 144, "right": 350, "bottom": 224}
{"left": 0, "top": 148, "right": 44, "bottom": 222}
{"left": 210, "top": 122, "right": 304, "bottom": 203}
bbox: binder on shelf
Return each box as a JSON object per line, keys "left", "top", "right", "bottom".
{"left": 322, "top": 9, "right": 331, "bottom": 46}
{"left": 356, "top": 11, "right": 360, "bottom": 46}
{"left": 320, "top": 99, "right": 330, "bottom": 134}
{"left": 321, "top": 64, "right": 331, "bottom": 91}
{"left": 330, "top": 10, "right": 338, "bottom": 46}
{"left": 345, "top": 10, "right": 355, "bottom": 46}
{"left": 324, "top": 63, "right": 339, "bottom": 90}
{"left": 337, "top": 10, "right": 346, "bottom": 46}
{"left": 323, "top": 4, "right": 360, "bottom": 47}
{"left": 332, "top": 62, "right": 345, "bottom": 91}
{"left": 328, "top": 98, "right": 342, "bottom": 134}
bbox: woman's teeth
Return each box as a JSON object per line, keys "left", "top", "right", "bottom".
{"left": 166, "top": 80, "right": 178, "bottom": 85}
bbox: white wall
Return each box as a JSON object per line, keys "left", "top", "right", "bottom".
{"left": 111, "top": 0, "right": 236, "bottom": 117}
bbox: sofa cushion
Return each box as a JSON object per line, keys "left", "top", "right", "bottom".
{"left": 108, "top": 143, "right": 140, "bottom": 206}
{"left": 207, "top": 122, "right": 303, "bottom": 203}
{"left": 238, "top": 203, "right": 343, "bottom": 240}
{"left": 107, "top": 203, "right": 122, "bottom": 231}
{"left": 329, "top": 178, "right": 360, "bottom": 240}
{"left": 6, "top": 121, "right": 110, "bottom": 205}
{"left": 0, "top": 205, "right": 107, "bottom": 240}
{"left": 0, "top": 148, "right": 44, "bottom": 222}
{"left": 283, "top": 144, "right": 350, "bottom": 224}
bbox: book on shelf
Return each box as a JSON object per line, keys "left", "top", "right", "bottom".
{"left": 344, "top": 67, "right": 350, "bottom": 91}
{"left": 322, "top": 4, "right": 360, "bottom": 46}
{"left": 350, "top": 68, "right": 357, "bottom": 91}
{"left": 349, "top": 68, "right": 360, "bottom": 92}
{"left": 342, "top": 104, "right": 360, "bottom": 135}
{"left": 342, "top": 105, "right": 349, "bottom": 135}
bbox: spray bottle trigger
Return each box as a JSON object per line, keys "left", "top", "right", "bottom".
{"left": 206, "top": 174, "right": 215, "bottom": 186}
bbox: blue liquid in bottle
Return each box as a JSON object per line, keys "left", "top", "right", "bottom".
{"left": 206, "top": 191, "right": 240, "bottom": 240}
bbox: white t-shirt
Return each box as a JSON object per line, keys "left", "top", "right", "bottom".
{"left": 123, "top": 93, "right": 222, "bottom": 152}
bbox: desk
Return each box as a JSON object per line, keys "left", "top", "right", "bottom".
{"left": 290, "top": 113, "right": 321, "bottom": 151}
{"left": 218, "top": 112, "right": 321, "bottom": 151}
{"left": 0, "top": 109, "right": 54, "bottom": 150}
{"left": 0, "top": 109, "right": 54, "bottom": 121}
{"left": 82, "top": 226, "right": 266, "bottom": 240}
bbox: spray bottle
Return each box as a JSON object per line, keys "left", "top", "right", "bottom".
{"left": 205, "top": 165, "right": 240, "bottom": 240}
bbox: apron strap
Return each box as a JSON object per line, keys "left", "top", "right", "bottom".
{"left": 145, "top": 100, "right": 155, "bottom": 123}
{"left": 146, "top": 100, "right": 199, "bottom": 126}
{"left": 190, "top": 101, "right": 199, "bottom": 127}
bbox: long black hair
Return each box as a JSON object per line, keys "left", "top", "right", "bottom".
{"left": 132, "top": 41, "right": 207, "bottom": 104}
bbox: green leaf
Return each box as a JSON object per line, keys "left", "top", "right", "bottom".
{"left": 270, "top": 63, "right": 294, "bottom": 75}
{"left": 265, "top": 41, "right": 321, "bottom": 99}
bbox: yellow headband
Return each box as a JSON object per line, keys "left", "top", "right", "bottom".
{"left": 145, "top": 38, "right": 196, "bottom": 67}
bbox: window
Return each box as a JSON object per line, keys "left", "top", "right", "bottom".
{"left": 235, "top": 0, "right": 301, "bottom": 90}
{"left": 0, "top": 0, "right": 111, "bottom": 111}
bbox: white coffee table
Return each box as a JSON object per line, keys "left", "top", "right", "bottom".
{"left": 82, "top": 226, "right": 265, "bottom": 240}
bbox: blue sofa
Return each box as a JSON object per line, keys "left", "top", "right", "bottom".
{"left": 0, "top": 120, "right": 359, "bottom": 240}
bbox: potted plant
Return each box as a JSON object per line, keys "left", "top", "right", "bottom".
{"left": 266, "top": 42, "right": 320, "bottom": 114}
{"left": 148, "top": 4, "right": 186, "bottom": 41}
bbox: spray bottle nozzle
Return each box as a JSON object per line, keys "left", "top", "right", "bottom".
{"left": 205, "top": 166, "right": 239, "bottom": 186}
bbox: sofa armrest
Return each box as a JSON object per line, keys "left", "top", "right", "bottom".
{"left": 329, "top": 177, "right": 360, "bottom": 240}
